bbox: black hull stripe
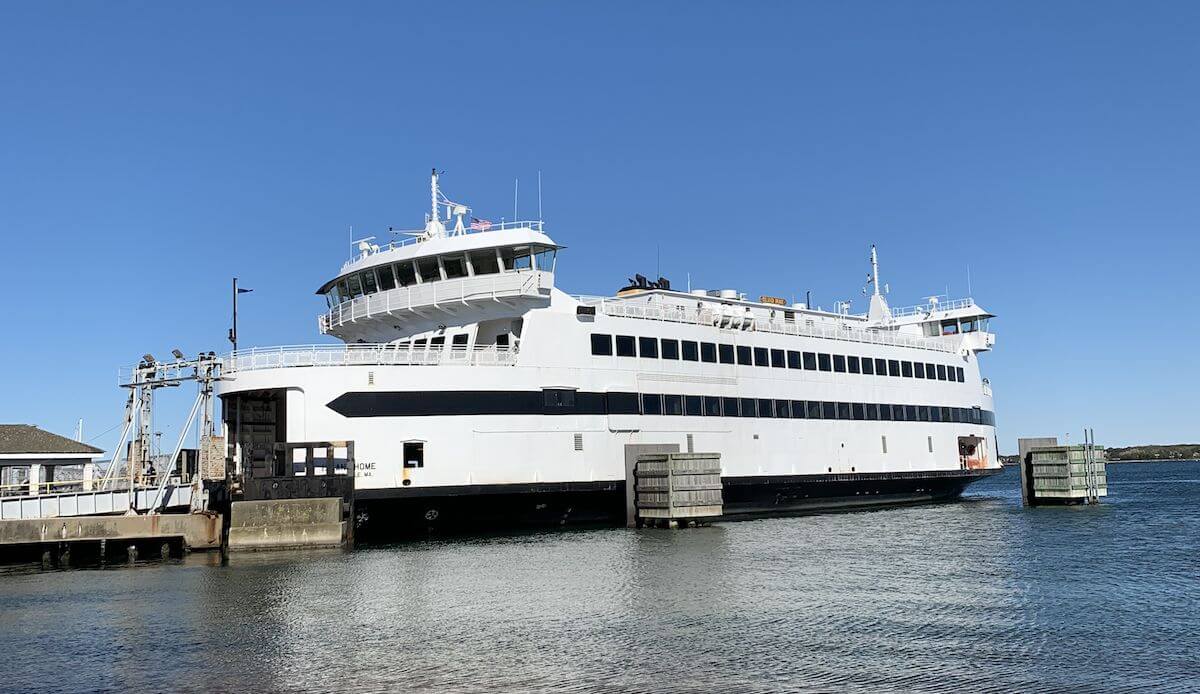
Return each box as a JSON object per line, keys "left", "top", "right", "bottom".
{"left": 327, "top": 390, "right": 996, "bottom": 425}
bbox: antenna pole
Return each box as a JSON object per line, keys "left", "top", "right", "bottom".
{"left": 514, "top": 178, "right": 519, "bottom": 221}
{"left": 967, "top": 265, "right": 973, "bottom": 297}
{"left": 431, "top": 168, "right": 439, "bottom": 224}
{"left": 537, "top": 170, "right": 543, "bottom": 221}
{"left": 871, "top": 245, "right": 881, "bottom": 298}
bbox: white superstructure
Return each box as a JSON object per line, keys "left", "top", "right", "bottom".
{"left": 216, "top": 172, "right": 1000, "bottom": 529}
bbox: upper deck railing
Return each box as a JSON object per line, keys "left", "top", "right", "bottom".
{"left": 223, "top": 344, "right": 520, "bottom": 373}
{"left": 576, "top": 297, "right": 956, "bottom": 353}
{"left": 342, "top": 221, "right": 546, "bottom": 272}
{"left": 889, "top": 297, "right": 976, "bottom": 318}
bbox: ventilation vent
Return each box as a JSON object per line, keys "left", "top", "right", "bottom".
{"left": 928, "top": 436, "right": 934, "bottom": 453}
{"left": 368, "top": 371, "right": 375, "bottom": 386}
{"left": 686, "top": 434, "right": 694, "bottom": 453}
{"left": 573, "top": 433, "right": 583, "bottom": 451}
{"left": 881, "top": 436, "right": 888, "bottom": 454}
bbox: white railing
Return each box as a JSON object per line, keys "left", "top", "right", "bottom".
{"left": 341, "top": 221, "right": 546, "bottom": 271}
{"left": 223, "top": 344, "right": 520, "bottom": 373}
{"left": 320, "top": 271, "right": 550, "bottom": 333}
{"left": 890, "top": 297, "right": 976, "bottom": 318}
{"left": 578, "top": 297, "right": 956, "bottom": 353}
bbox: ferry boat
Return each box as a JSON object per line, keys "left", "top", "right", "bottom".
{"left": 216, "top": 171, "right": 1000, "bottom": 534}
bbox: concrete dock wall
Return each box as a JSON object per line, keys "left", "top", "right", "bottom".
{"left": 0, "top": 513, "right": 221, "bottom": 550}
{"left": 227, "top": 498, "right": 346, "bottom": 551}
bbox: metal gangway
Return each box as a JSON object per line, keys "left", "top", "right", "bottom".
{"left": 0, "top": 481, "right": 196, "bottom": 521}
{"left": 0, "top": 352, "right": 219, "bottom": 521}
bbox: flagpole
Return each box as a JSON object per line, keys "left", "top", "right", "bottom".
{"left": 231, "top": 277, "right": 238, "bottom": 352}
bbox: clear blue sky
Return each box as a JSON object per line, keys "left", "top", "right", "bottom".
{"left": 2, "top": 2, "right": 1197, "bottom": 454}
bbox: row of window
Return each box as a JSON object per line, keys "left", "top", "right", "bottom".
{"left": 590, "top": 333, "right": 966, "bottom": 383}
{"left": 629, "top": 392, "right": 996, "bottom": 425}
{"left": 325, "top": 244, "right": 557, "bottom": 306}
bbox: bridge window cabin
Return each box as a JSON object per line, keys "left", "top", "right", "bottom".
{"left": 320, "top": 244, "right": 557, "bottom": 308}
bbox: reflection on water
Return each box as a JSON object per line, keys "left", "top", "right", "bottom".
{"left": 2, "top": 464, "right": 1198, "bottom": 693}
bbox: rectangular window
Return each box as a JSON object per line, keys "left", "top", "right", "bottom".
{"left": 818, "top": 353, "right": 832, "bottom": 372}
{"left": 685, "top": 395, "right": 703, "bottom": 416}
{"left": 905, "top": 405, "right": 917, "bottom": 421}
{"left": 430, "top": 336, "right": 445, "bottom": 349}
{"left": 362, "top": 270, "right": 379, "bottom": 294}
{"left": 403, "top": 441, "right": 424, "bottom": 468}
{"left": 956, "top": 366, "right": 965, "bottom": 382}
{"left": 377, "top": 265, "right": 396, "bottom": 291}
{"left": 346, "top": 274, "right": 363, "bottom": 297}
{"left": 642, "top": 393, "right": 663, "bottom": 415}
{"left": 787, "top": 350, "right": 802, "bottom": 369}
{"left": 775, "top": 399, "right": 791, "bottom": 418}
{"left": 590, "top": 334, "right": 613, "bottom": 356}
{"left": 661, "top": 339, "right": 679, "bottom": 360}
{"left": 901, "top": 361, "right": 913, "bottom": 378}
{"left": 533, "top": 247, "right": 556, "bottom": 272}
{"left": 880, "top": 403, "right": 894, "bottom": 421}
{"left": 926, "top": 363, "right": 936, "bottom": 380}
{"left": 469, "top": 250, "right": 500, "bottom": 275}
{"left": 615, "top": 335, "right": 636, "bottom": 357}
{"left": 417, "top": 256, "right": 441, "bottom": 282}
{"left": 888, "top": 360, "right": 901, "bottom": 377}
{"left": 442, "top": 255, "right": 468, "bottom": 279}
{"left": 753, "top": 347, "right": 769, "bottom": 367}
{"left": 682, "top": 341, "right": 699, "bottom": 361}
{"left": 395, "top": 262, "right": 417, "bottom": 287}
{"left": 865, "top": 403, "right": 879, "bottom": 420}
{"left": 500, "top": 246, "right": 532, "bottom": 271}
{"left": 496, "top": 334, "right": 510, "bottom": 347}
{"left": 719, "top": 344, "right": 735, "bottom": 364}
{"left": 807, "top": 401, "right": 823, "bottom": 419}
{"left": 848, "top": 356, "right": 860, "bottom": 374}
{"left": 722, "top": 397, "right": 740, "bottom": 417}
{"left": 704, "top": 396, "right": 722, "bottom": 417}
{"left": 791, "top": 400, "right": 806, "bottom": 418}
{"left": 918, "top": 406, "right": 930, "bottom": 422}
{"left": 606, "top": 392, "right": 640, "bottom": 414}
{"left": 875, "top": 358, "right": 887, "bottom": 375}
{"left": 452, "top": 333, "right": 469, "bottom": 347}
{"left": 770, "top": 349, "right": 785, "bottom": 368}
{"left": 937, "top": 364, "right": 947, "bottom": 381}
{"left": 737, "top": 345, "right": 753, "bottom": 365}
{"left": 702, "top": 342, "right": 718, "bottom": 363}
{"left": 838, "top": 402, "right": 851, "bottom": 420}
{"left": 803, "top": 352, "right": 818, "bottom": 370}
{"left": 930, "top": 406, "right": 941, "bottom": 422}
{"left": 914, "top": 362, "right": 925, "bottom": 379}
{"left": 822, "top": 401, "right": 837, "bottom": 419}
{"left": 757, "top": 398, "right": 774, "bottom": 418}
{"left": 740, "top": 398, "right": 757, "bottom": 417}
{"left": 861, "top": 357, "right": 874, "bottom": 375}
{"left": 663, "top": 394, "right": 683, "bottom": 415}
{"left": 638, "top": 337, "right": 658, "bottom": 358}
{"left": 833, "top": 355, "right": 846, "bottom": 373}
{"left": 543, "top": 389, "right": 576, "bottom": 408}
{"left": 852, "top": 403, "right": 865, "bottom": 420}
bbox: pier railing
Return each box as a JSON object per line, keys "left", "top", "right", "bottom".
{"left": 576, "top": 297, "right": 956, "bottom": 353}
{"left": 224, "top": 344, "right": 520, "bottom": 373}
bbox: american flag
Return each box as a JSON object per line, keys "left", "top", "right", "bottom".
{"left": 469, "top": 217, "right": 492, "bottom": 231}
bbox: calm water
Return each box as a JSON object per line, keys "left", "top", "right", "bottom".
{"left": 2, "top": 462, "right": 1198, "bottom": 693}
